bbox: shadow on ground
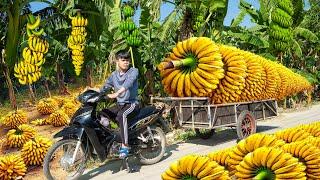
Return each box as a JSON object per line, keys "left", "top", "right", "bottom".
{"left": 79, "top": 144, "right": 179, "bottom": 180}
{"left": 79, "top": 124, "right": 278, "bottom": 179}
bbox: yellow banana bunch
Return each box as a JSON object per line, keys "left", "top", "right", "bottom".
{"left": 275, "top": 127, "right": 312, "bottom": 143}
{"left": 157, "top": 37, "right": 312, "bottom": 103}
{"left": 161, "top": 154, "right": 230, "bottom": 180}
{"left": 36, "top": 98, "right": 59, "bottom": 115}
{"left": 282, "top": 141, "right": 320, "bottom": 179}
{"left": 1, "top": 110, "right": 28, "bottom": 129}
{"left": 0, "top": 154, "right": 27, "bottom": 179}
{"left": 61, "top": 102, "right": 79, "bottom": 117}
{"left": 235, "top": 147, "right": 306, "bottom": 179}
{"left": 68, "top": 14, "right": 88, "bottom": 76}
{"left": 228, "top": 133, "right": 285, "bottom": 174}
{"left": 21, "top": 135, "right": 52, "bottom": 166}
{"left": 158, "top": 37, "right": 224, "bottom": 97}
{"left": 15, "top": 14, "right": 49, "bottom": 85}
{"left": 14, "top": 61, "right": 42, "bottom": 85}
{"left": 6, "top": 124, "right": 36, "bottom": 148}
{"left": 47, "top": 110, "right": 69, "bottom": 127}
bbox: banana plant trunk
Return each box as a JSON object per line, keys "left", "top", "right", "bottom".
{"left": 56, "top": 63, "right": 70, "bottom": 95}
{"left": 86, "top": 66, "right": 93, "bottom": 87}
{"left": 28, "top": 84, "right": 36, "bottom": 104}
{"left": 3, "top": 65, "right": 17, "bottom": 109}
{"left": 43, "top": 79, "right": 51, "bottom": 97}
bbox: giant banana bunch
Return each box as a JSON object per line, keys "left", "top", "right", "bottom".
{"left": 228, "top": 133, "right": 285, "bottom": 175}
{"left": 6, "top": 124, "right": 36, "bottom": 148}
{"left": 235, "top": 147, "right": 306, "bottom": 179}
{"left": 158, "top": 37, "right": 225, "bottom": 97}
{"left": 36, "top": 98, "right": 59, "bottom": 115}
{"left": 0, "top": 154, "right": 27, "bottom": 180}
{"left": 14, "top": 14, "right": 48, "bottom": 85}
{"left": 1, "top": 110, "right": 28, "bottom": 129}
{"left": 275, "top": 127, "right": 312, "bottom": 143}
{"left": 158, "top": 37, "right": 312, "bottom": 103}
{"left": 161, "top": 154, "right": 230, "bottom": 180}
{"left": 269, "top": 0, "right": 294, "bottom": 51}
{"left": 47, "top": 110, "right": 69, "bottom": 127}
{"left": 282, "top": 141, "right": 320, "bottom": 179}
{"left": 21, "top": 136, "right": 52, "bottom": 166}
{"left": 68, "top": 14, "right": 88, "bottom": 76}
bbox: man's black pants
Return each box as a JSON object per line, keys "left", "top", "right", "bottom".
{"left": 101, "top": 103, "right": 139, "bottom": 145}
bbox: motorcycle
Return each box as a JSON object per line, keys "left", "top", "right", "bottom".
{"left": 43, "top": 90, "right": 167, "bottom": 180}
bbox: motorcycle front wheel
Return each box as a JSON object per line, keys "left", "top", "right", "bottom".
{"left": 43, "top": 139, "right": 88, "bottom": 180}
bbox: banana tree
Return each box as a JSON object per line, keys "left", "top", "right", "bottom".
{"left": 0, "top": 0, "right": 53, "bottom": 108}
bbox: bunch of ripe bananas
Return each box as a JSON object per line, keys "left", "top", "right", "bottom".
{"left": 21, "top": 135, "right": 52, "bottom": 166}
{"left": 162, "top": 154, "right": 230, "bottom": 180}
{"left": 68, "top": 14, "right": 88, "bottom": 76}
{"left": 61, "top": 102, "right": 79, "bottom": 117}
{"left": 47, "top": 110, "right": 69, "bottom": 127}
{"left": 282, "top": 141, "right": 320, "bottom": 179}
{"left": 6, "top": 124, "right": 36, "bottom": 148}
{"left": 14, "top": 14, "right": 48, "bottom": 85}
{"left": 30, "top": 118, "right": 49, "bottom": 126}
{"left": 235, "top": 147, "right": 306, "bottom": 179}
{"left": 36, "top": 98, "right": 59, "bottom": 115}
{"left": 0, "top": 154, "right": 27, "bottom": 180}
{"left": 158, "top": 37, "right": 312, "bottom": 103}
{"left": 1, "top": 110, "right": 28, "bottom": 129}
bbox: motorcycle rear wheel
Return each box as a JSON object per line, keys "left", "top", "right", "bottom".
{"left": 137, "top": 127, "right": 166, "bottom": 165}
{"left": 43, "top": 139, "right": 88, "bottom": 180}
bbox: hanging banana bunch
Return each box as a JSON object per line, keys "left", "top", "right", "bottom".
{"left": 68, "top": 13, "right": 88, "bottom": 76}
{"left": 158, "top": 37, "right": 312, "bottom": 103}
{"left": 119, "top": 4, "right": 142, "bottom": 47}
{"left": 268, "top": 0, "right": 294, "bottom": 52}
{"left": 14, "top": 14, "right": 48, "bottom": 85}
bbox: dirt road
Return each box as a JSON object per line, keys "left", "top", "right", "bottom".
{"left": 80, "top": 104, "right": 320, "bottom": 180}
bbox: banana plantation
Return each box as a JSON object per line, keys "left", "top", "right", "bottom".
{"left": 0, "top": 0, "right": 320, "bottom": 179}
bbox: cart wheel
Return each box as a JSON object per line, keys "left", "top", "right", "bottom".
{"left": 237, "top": 110, "right": 256, "bottom": 140}
{"left": 195, "top": 129, "right": 215, "bottom": 140}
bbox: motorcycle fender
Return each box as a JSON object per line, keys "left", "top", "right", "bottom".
{"left": 53, "top": 126, "right": 84, "bottom": 140}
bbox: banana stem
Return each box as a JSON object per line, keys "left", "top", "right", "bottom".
{"left": 254, "top": 170, "right": 272, "bottom": 180}
{"left": 161, "top": 57, "right": 196, "bottom": 70}
{"left": 129, "top": 46, "right": 135, "bottom": 68}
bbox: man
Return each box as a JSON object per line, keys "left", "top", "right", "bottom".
{"left": 99, "top": 50, "right": 139, "bottom": 159}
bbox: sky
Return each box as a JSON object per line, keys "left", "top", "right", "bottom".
{"left": 29, "top": 0, "right": 267, "bottom": 28}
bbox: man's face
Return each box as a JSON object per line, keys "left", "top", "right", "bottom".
{"left": 117, "top": 58, "right": 130, "bottom": 71}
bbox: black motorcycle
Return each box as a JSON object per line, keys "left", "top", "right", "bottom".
{"left": 43, "top": 90, "right": 167, "bottom": 180}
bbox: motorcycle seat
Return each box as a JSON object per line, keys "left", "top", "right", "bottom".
{"left": 128, "top": 106, "right": 159, "bottom": 127}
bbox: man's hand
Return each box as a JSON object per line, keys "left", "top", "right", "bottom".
{"left": 107, "top": 92, "right": 119, "bottom": 99}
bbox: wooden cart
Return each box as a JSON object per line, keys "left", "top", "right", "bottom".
{"left": 150, "top": 97, "right": 278, "bottom": 140}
